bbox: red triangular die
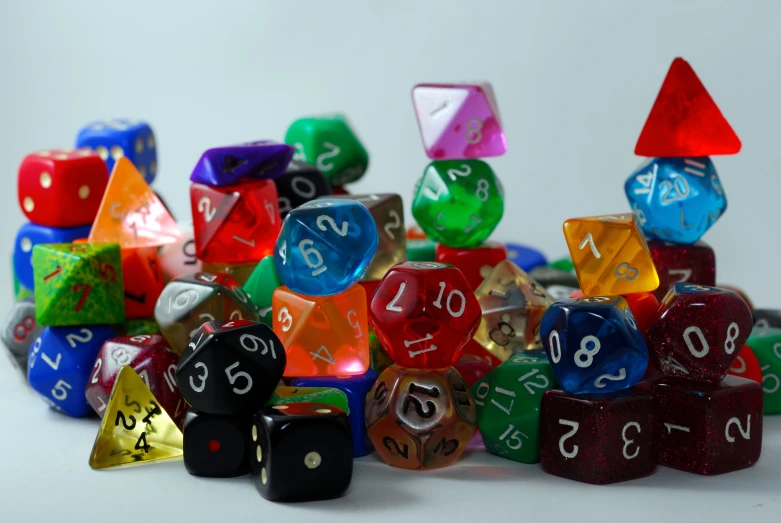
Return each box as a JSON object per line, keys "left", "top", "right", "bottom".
{"left": 635, "top": 57, "right": 741, "bottom": 157}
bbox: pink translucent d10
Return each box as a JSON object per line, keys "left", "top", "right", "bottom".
{"left": 412, "top": 83, "right": 507, "bottom": 160}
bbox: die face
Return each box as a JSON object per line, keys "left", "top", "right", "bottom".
{"left": 625, "top": 157, "right": 727, "bottom": 244}
{"left": 201, "top": 261, "right": 256, "bottom": 287}
{"left": 183, "top": 411, "right": 250, "bottom": 477}
{"left": 541, "top": 297, "right": 649, "bottom": 394}
{"left": 76, "top": 119, "right": 158, "bottom": 183}
{"left": 412, "top": 160, "right": 504, "bottom": 248}
{"left": 273, "top": 285, "right": 369, "bottom": 377}
{"left": 2, "top": 298, "right": 43, "bottom": 362}
{"left": 274, "top": 160, "right": 332, "bottom": 218}
{"left": 243, "top": 256, "right": 282, "bottom": 326}
{"left": 369, "top": 262, "right": 481, "bottom": 369}
{"left": 473, "top": 352, "right": 557, "bottom": 463}
{"left": 251, "top": 403, "right": 353, "bottom": 501}
{"left": 411, "top": 83, "right": 507, "bottom": 160}
{"left": 505, "top": 243, "right": 547, "bottom": 272}
{"left": 176, "top": 320, "right": 285, "bottom": 415}
{"left": 563, "top": 213, "right": 659, "bottom": 296}
{"left": 435, "top": 241, "right": 507, "bottom": 291}
{"left": 653, "top": 376, "right": 762, "bottom": 475}
{"left": 28, "top": 325, "right": 115, "bottom": 417}
{"left": 14, "top": 222, "right": 92, "bottom": 290}
{"left": 18, "top": 149, "right": 109, "bottom": 227}
{"left": 274, "top": 199, "right": 379, "bottom": 296}
{"left": 158, "top": 224, "right": 201, "bottom": 282}
{"left": 407, "top": 238, "right": 437, "bottom": 262}
{"left": 728, "top": 345, "right": 762, "bottom": 385}
{"left": 648, "top": 240, "right": 716, "bottom": 300}
{"left": 189, "top": 141, "right": 294, "bottom": 187}
{"left": 647, "top": 283, "right": 752, "bottom": 382}
{"left": 266, "top": 386, "right": 350, "bottom": 414}
{"left": 122, "top": 247, "right": 164, "bottom": 318}
{"left": 539, "top": 388, "right": 655, "bottom": 484}
{"left": 746, "top": 327, "right": 781, "bottom": 414}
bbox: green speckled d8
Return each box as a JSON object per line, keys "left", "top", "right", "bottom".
{"left": 284, "top": 116, "right": 369, "bottom": 187}
{"left": 747, "top": 327, "right": 781, "bottom": 414}
{"left": 412, "top": 159, "right": 504, "bottom": 248}
{"left": 265, "top": 385, "right": 350, "bottom": 414}
{"left": 472, "top": 352, "right": 556, "bottom": 463}
{"left": 243, "top": 256, "right": 282, "bottom": 327}
{"left": 33, "top": 243, "right": 125, "bottom": 326}
{"left": 406, "top": 238, "right": 437, "bottom": 262}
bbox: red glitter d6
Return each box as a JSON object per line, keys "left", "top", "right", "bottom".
{"left": 647, "top": 283, "right": 752, "bottom": 382}
{"left": 648, "top": 240, "right": 716, "bottom": 301}
{"left": 539, "top": 388, "right": 655, "bottom": 484}
{"left": 653, "top": 376, "right": 762, "bottom": 475}
{"left": 435, "top": 241, "right": 507, "bottom": 291}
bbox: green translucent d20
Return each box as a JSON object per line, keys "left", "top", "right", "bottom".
{"left": 406, "top": 238, "right": 437, "bottom": 262}
{"left": 33, "top": 243, "right": 125, "bottom": 326}
{"left": 472, "top": 352, "right": 556, "bottom": 463}
{"left": 748, "top": 327, "right": 781, "bottom": 414}
{"left": 412, "top": 159, "right": 504, "bottom": 248}
{"left": 284, "top": 115, "right": 369, "bottom": 187}
{"left": 243, "top": 256, "right": 282, "bottom": 327}
{"left": 265, "top": 385, "right": 350, "bottom": 414}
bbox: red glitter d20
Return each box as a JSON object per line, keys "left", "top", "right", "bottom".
{"left": 653, "top": 376, "right": 762, "bottom": 475}
{"left": 435, "top": 241, "right": 507, "bottom": 291}
{"left": 635, "top": 57, "right": 741, "bottom": 157}
{"left": 539, "top": 389, "right": 655, "bottom": 484}
{"left": 648, "top": 240, "right": 716, "bottom": 301}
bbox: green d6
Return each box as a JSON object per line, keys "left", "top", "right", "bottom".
{"left": 412, "top": 159, "right": 504, "bottom": 248}
{"left": 243, "top": 255, "right": 282, "bottom": 327}
{"left": 748, "top": 327, "right": 781, "bottom": 414}
{"left": 472, "top": 352, "right": 556, "bottom": 463}
{"left": 406, "top": 238, "right": 437, "bottom": 262}
{"left": 284, "top": 116, "right": 369, "bottom": 187}
{"left": 33, "top": 243, "right": 125, "bottom": 326}
{"left": 265, "top": 385, "right": 350, "bottom": 414}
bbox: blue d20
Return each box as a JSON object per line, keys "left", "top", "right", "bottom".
{"left": 505, "top": 242, "right": 547, "bottom": 272}
{"left": 75, "top": 119, "right": 158, "bottom": 183}
{"left": 624, "top": 157, "right": 727, "bottom": 244}
{"left": 14, "top": 222, "right": 92, "bottom": 291}
{"left": 28, "top": 325, "right": 116, "bottom": 417}
{"left": 274, "top": 198, "right": 378, "bottom": 296}
{"left": 540, "top": 296, "right": 648, "bottom": 394}
{"left": 189, "top": 140, "right": 294, "bottom": 187}
{"left": 290, "top": 368, "right": 377, "bottom": 457}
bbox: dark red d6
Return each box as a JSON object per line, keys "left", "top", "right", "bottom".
{"left": 648, "top": 240, "right": 716, "bottom": 301}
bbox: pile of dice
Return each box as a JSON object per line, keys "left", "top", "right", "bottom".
{"left": 1, "top": 56, "right": 778, "bottom": 503}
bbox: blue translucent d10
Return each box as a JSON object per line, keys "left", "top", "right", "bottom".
{"left": 76, "top": 119, "right": 158, "bottom": 183}
{"left": 274, "top": 199, "right": 378, "bottom": 296}
{"left": 624, "top": 157, "right": 727, "bottom": 244}
{"left": 291, "top": 368, "right": 377, "bottom": 457}
{"left": 28, "top": 325, "right": 116, "bottom": 417}
{"left": 505, "top": 242, "right": 547, "bottom": 272}
{"left": 540, "top": 296, "right": 648, "bottom": 394}
{"left": 14, "top": 222, "right": 92, "bottom": 291}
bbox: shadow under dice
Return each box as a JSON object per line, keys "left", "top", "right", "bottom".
{"left": 647, "top": 283, "right": 752, "bottom": 382}
{"left": 648, "top": 240, "right": 716, "bottom": 301}
{"left": 189, "top": 140, "right": 294, "bottom": 187}
{"left": 366, "top": 365, "right": 477, "bottom": 470}
{"left": 540, "top": 296, "right": 649, "bottom": 394}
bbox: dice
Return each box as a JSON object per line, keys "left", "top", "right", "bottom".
{"left": 369, "top": 261, "right": 481, "bottom": 369}
{"left": 473, "top": 352, "right": 557, "bottom": 463}
{"left": 435, "top": 241, "right": 507, "bottom": 291}
{"left": 412, "top": 160, "right": 504, "bottom": 248}
{"left": 366, "top": 365, "right": 477, "bottom": 469}
{"left": 75, "top": 119, "right": 158, "bottom": 183}
{"left": 183, "top": 410, "right": 251, "bottom": 477}
{"left": 411, "top": 83, "right": 507, "bottom": 160}
{"left": 539, "top": 388, "right": 655, "bottom": 484}
{"left": 189, "top": 140, "right": 294, "bottom": 187}
{"left": 18, "top": 149, "right": 108, "bottom": 227}
{"left": 273, "top": 160, "right": 331, "bottom": 218}
{"left": 176, "top": 320, "right": 285, "bottom": 415}
{"left": 266, "top": 386, "right": 349, "bottom": 414}
{"left": 154, "top": 272, "right": 259, "bottom": 354}
{"left": 746, "top": 327, "right": 781, "bottom": 414}
{"left": 621, "top": 292, "right": 661, "bottom": 333}
{"left": 33, "top": 243, "right": 125, "bottom": 326}
{"left": 284, "top": 115, "right": 369, "bottom": 187}
{"left": 647, "top": 283, "right": 752, "bottom": 383}
{"left": 14, "top": 222, "right": 92, "bottom": 290}
{"left": 1, "top": 298, "right": 43, "bottom": 376}
{"left": 653, "top": 376, "right": 762, "bottom": 475}
{"left": 250, "top": 403, "right": 353, "bottom": 501}
{"left": 273, "top": 284, "right": 369, "bottom": 377}
{"left": 540, "top": 296, "right": 649, "bottom": 394}
{"left": 201, "top": 261, "right": 257, "bottom": 287}
{"left": 728, "top": 345, "right": 763, "bottom": 385}
{"left": 454, "top": 353, "right": 493, "bottom": 387}
{"left": 505, "top": 242, "right": 547, "bottom": 272}
{"left": 158, "top": 223, "right": 201, "bottom": 282}
{"left": 274, "top": 199, "right": 378, "bottom": 296}
{"left": 243, "top": 256, "right": 282, "bottom": 326}
{"left": 647, "top": 240, "right": 716, "bottom": 300}
{"left": 191, "top": 179, "right": 281, "bottom": 263}
{"left": 407, "top": 238, "right": 437, "bottom": 262}
{"left": 28, "top": 325, "right": 116, "bottom": 416}
{"left": 122, "top": 247, "right": 164, "bottom": 318}
{"left": 753, "top": 309, "right": 781, "bottom": 329}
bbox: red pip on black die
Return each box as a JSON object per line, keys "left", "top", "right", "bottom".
{"left": 183, "top": 410, "right": 251, "bottom": 477}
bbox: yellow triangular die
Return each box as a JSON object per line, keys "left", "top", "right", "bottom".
{"left": 89, "top": 366, "right": 183, "bottom": 470}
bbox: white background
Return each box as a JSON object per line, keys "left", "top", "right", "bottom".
{"left": 1, "top": 1, "right": 781, "bottom": 521}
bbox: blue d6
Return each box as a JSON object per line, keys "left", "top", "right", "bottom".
{"left": 14, "top": 222, "right": 92, "bottom": 291}
{"left": 540, "top": 296, "right": 648, "bottom": 394}
{"left": 75, "top": 119, "right": 157, "bottom": 183}
{"left": 290, "top": 369, "right": 377, "bottom": 457}
{"left": 274, "top": 199, "right": 378, "bottom": 296}
{"left": 28, "top": 325, "right": 116, "bottom": 417}
{"left": 625, "top": 157, "right": 727, "bottom": 244}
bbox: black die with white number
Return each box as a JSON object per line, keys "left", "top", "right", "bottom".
{"left": 183, "top": 409, "right": 251, "bottom": 477}
{"left": 274, "top": 160, "right": 331, "bottom": 219}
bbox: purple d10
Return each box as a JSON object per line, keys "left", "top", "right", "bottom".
{"left": 189, "top": 141, "right": 295, "bottom": 187}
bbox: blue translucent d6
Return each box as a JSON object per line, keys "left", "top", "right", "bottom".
{"left": 540, "top": 296, "right": 648, "bottom": 394}
{"left": 28, "top": 325, "right": 115, "bottom": 417}
{"left": 274, "top": 199, "right": 378, "bottom": 296}
{"left": 75, "top": 119, "right": 157, "bottom": 183}
{"left": 290, "top": 368, "right": 377, "bottom": 457}
{"left": 14, "top": 222, "right": 92, "bottom": 291}
{"left": 624, "top": 157, "right": 727, "bottom": 244}
{"left": 505, "top": 242, "right": 547, "bottom": 272}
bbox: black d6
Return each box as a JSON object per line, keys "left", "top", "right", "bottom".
{"left": 251, "top": 402, "right": 353, "bottom": 502}
{"left": 183, "top": 410, "right": 251, "bottom": 477}
{"left": 176, "top": 319, "right": 285, "bottom": 415}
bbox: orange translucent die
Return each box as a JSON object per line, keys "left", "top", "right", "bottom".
{"left": 563, "top": 213, "right": 659, "bottom": 296}
{"left": 122, "top": 246, "right": 164, "bottom": 318}
{"left": 89, "top": 158, "right": 181, "bottom": 248}
{"left": 273, "top": 285, "right": 369, "bottom": 377}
